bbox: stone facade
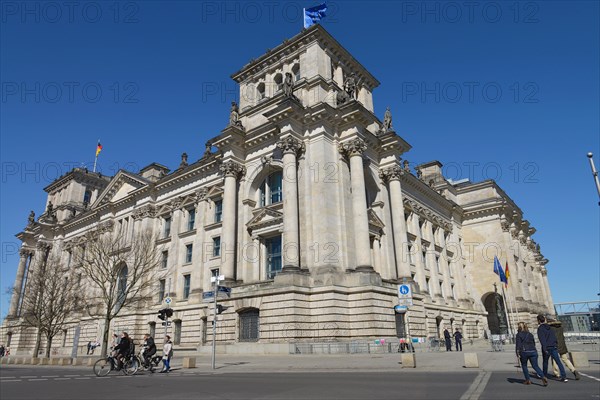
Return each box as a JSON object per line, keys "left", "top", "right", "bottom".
{"left": 2, "top": 26, "right": 554, "bottom": 355}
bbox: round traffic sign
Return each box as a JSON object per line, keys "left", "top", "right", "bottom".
{"left": 164, "top": 297, "right": 172, "bottom": 304}
{"left": 399, "top": 285, "right": 410, "bottom": 295}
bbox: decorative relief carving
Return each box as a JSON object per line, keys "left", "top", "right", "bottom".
{"left": 132, "top": 204, "right": 157, "bottom": 220}
{"left": 379, "top": 165, "right": 404, "bottom": 182}
{"left": 338, "top": 138, "right": 367, "bottom": 158}
{"left": 98, "top": 220, "right": 114, "bottom": 234}
{"left": 220, "top": 160, "right": 246, "bottom": 178}
{"left": 276, "top": 136, "right": 305, "bottom": 156}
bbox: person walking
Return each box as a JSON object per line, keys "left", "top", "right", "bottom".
{"left": 548, "top": 319, "right": 581, "bottom": 380}
{"left": 160, "top": 335, "right": 173, "bottom": 373}
{"left": 453, "top": 328, "right": 463, "bottom": 351}
{"left": 86, "top": 341, "right": 92, "bottom": 355}
{"left": 537, "top": 314, "right": 568, "bottom": 382}
{"left": 516, "top": 322, "right": 547, "bottom": 386}
{"left": 443, "top": 328, "right": 452, "bottom": 351}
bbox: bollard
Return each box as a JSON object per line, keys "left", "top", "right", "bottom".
{"left": 182, "top": 357, "right": 196, "bottom": 368}
{"left": 570, "top": 352, "right": 589, "bottom": 368}
{"left": 401, "top": 353, "right": 416, "bottom": 368}
{"left": 464, "top": 353, "right": 479, "bottom": 368}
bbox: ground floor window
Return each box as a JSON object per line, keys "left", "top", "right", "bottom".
{"left": 395, "top": 312, "right": 406, "bottom": 338}
{"left": 174, "top": 320, "right": 182, "bottom": 345}
{"left": 239, "top": 309, "right": 259, "bottom": 342}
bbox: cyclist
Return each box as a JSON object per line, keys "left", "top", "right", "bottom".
{"left": 113, "top": 331, "right": 131, "bottom": 369}
{"left": 141, "top": 334, "right": 156, "bottom": 368}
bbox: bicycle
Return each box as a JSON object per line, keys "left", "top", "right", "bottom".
{"left": 93, "top": 353, "right": 139, "bottom": 377}
{"left": 427, "top": 337, "right": 441, "bottom": 352}
{"left": 138, "top": 348, "right": 162, "bottom": 373}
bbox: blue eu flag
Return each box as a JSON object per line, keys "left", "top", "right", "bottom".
{"left": 304, "top": 3, "right": 327, "bottom": 28}
{"left": 493, "top": 256, "right": 508, "bottom": 285}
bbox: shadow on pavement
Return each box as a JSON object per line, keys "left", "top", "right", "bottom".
{"left": 506, "top": 377, "right": 545, "bottom": 386}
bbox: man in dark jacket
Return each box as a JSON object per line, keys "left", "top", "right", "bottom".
{"left": 537, "top": 314, "right": 567, "bottom": 381}
{"left": 443, "top": 328, "right": 452, "bottom": 351}
{"left": 549, "top": 319, "right": 581, "bottom": 380}
{"left": 141, "top": 334, "right": 157, "bottom": 367}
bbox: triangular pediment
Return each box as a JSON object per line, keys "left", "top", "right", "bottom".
{"left": 92, "top": 170, "right": 149, "bottom": 208}
{"left": 368, "top": 208, "right": 385, "bottom": 233}
{"left": 246, "top": 207, "right": 283, "bottom": 233}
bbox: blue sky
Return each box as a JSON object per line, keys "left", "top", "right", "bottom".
{"left": 1, "top": 1, "right": 599, "bottom": 320}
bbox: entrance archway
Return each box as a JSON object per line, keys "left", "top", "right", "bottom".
{"left": 482, "top": 292, "right": 508, "bottom": 335}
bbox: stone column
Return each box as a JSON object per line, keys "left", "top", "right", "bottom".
{"left": 192, "top": 189, "right": 208, "bottom": 297}
{"left": 220, "top": 161, "right": 245, "bottom": 281}
{"left": 540, "top": 265, "right": 554, "bottom": 314}
{"left": 380, "top": 165, "right": 411, "bottom": 280}
{"left": 410, "top": 213, "right": 428, "bottom": 294}
{"left": 339, "top": 138, "right": 372, "bottom": 270}
{"left": 372, "top": 235, "right": 382, "bottom": 272}
{"left": 8, "top": 249, "right": 30, "bottom": 317}
{"left": 448, "top": 227, "right": 469, "bottom": 305}
{"left": 437, "top": 228, "right": 453, "bottom": 301}
{"left": 423, "top": 220, "right": 443, "bottom": 299}
{"left": 277, "top": 136, "right": 304, "bottom": 272}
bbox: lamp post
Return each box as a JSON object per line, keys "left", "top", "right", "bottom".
{"left": 587, "top": 153, "right": 600, "bottom": 205}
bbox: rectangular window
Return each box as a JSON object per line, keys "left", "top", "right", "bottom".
{"left": 161, "top": 251, "right": 168, "bottom": 269}
{"left": 213, "top": 237, "right": 221, "bottom": 257}
{"left": 159, "top": 279, "right": 165, "bottom": 302}
{"left": 185, "top": 244, "right": 193, "bottom": 263}
{"left": 164, "top": 217, "right": 171, "bottom": 238}
{"left": 269, "top": 171, "right": 283, "bottom": 204}
{"left": 266, "top": 236, "right": 282, "bottom": 279}
{"left": 214, "top": 200, "right": 223, "bottom": 223}
{"left": 174, "top": 320, "right": 182, "bottom": 345}
{"left": 183, "top": 274, "right": 191, "bottom": 300}
{"left": 422, "top": 251, "right": 428, "bottom": 269}
{"left": 435, "top": 255, "right": 441, "bottom": 274}
{"left": 239, "top": 309, "right": 260, "bottom": 342}
{"left": 187, "top": 208, "right": 196, "bottom": 231}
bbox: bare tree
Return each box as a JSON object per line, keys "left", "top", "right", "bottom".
{"left": 19, "top": 247, "right": 79, "bottom": 358}
{"left": 77, "top": 228, "right": 159, "bottom": 357}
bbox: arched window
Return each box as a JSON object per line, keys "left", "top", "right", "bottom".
{"left": 257, "top": 82, "right": 265, "bottom": 100}
{"left": 239, "top": 309, "right": 259, "bottom": 342}
{"left": 116, "top": 264, "right": 128, "bottom": 310}
{"left": 83, "top": 189, "right": 92, "bottom": 206}
{"left": 274, "top": 73, "right": 283, "bottom": 92}
{"left": 292, "top": 64, "right": 300, "bottom": 81}
{"left": 259, "top": 171, "right": 283, "bottom": 207}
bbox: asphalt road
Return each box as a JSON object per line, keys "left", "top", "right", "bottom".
{"left": 1, "top": 366, "right": 599, "bottom": 400}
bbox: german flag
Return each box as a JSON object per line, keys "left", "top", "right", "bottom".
{"left": 96, "top": 141, "right": 103, "bottom": 157}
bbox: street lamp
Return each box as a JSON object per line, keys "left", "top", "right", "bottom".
{"left": 587, "top": 153, "right": 600, "bottom": 205}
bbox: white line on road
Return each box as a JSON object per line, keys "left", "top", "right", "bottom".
{"left": 21, "top": 376, "right": 38, "bottom": 378}
{"left": 28, "top": 378, "right": 48, "bottom": 381}
{"left": 0, "top": 376, "right": 17, "bottom": 379}
{"left": 41, "top": 375, "right": 59, "bottom": 378}
{"left": 1, "top": 380, "right": 22, "bottom": 382}
{"left": 460, "top": 371, "right": 492, "bottom": 400}
{"left": 74, "top": 377, "right": 91, "bottom": 380}
{"left": 55, "top": 378, "right": 71, "bottom": 380}
{"left": 64, "top": 374, "right": 81, "bottom": 377}
{"left": 580, "top": 372, "right": 600, "bottom": 382}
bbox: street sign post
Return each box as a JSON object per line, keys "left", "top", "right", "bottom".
{"left": 397, "top": 284, "right": 413, "bottom": 306}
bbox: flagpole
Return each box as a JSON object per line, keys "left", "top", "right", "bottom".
{"left": 500, "top": 285, "right": 513, "bottom": 338}
{"left": 93, "top": 139, "right": 100, "bottom": 172}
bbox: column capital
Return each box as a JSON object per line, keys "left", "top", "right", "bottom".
{"left": 19, "top": 248, "right": 30, "bottom": 258}
{"left": 277, "top": 136, "right": 305, "bottom": 156}
{"left": 379, "top": 165, "right": 405, "bottom": 182}
{"left": 339, "top": 138, "right": 367, "bottom": 158}
{"left": 132, "top": 204, "right": 157, "bottom": 220}
{"left": 220, "top": 160, "right": 246, "bottom": 178}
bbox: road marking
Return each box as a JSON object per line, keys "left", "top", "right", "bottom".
{"left": 74, "top": 377, "right": 91, "bottom": 380}
{"left": 579, "top": 372, "right": 600, "bottom": 382}
{"left": 41, "top": 375, "right": 59, "bottom": 378}
{"left": 460, "top": 371, "right": 491, "bottom": 400}
{"left": 21, "top": 375, "right": 38, "bottom": 378}
{"left": 55, "top": 378, "right": 71, "bottom": 381}
{"left": 64, "top": 374, "right": 81, "bottom": 377}
{"left": 0, "top": 376, "right": 17, "bottom": 379}
{"left": 28, "top": 378, "right": 48, "bottom": 381}
{"left": 1, "top": 380, "right": 22, "bottom": 382}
